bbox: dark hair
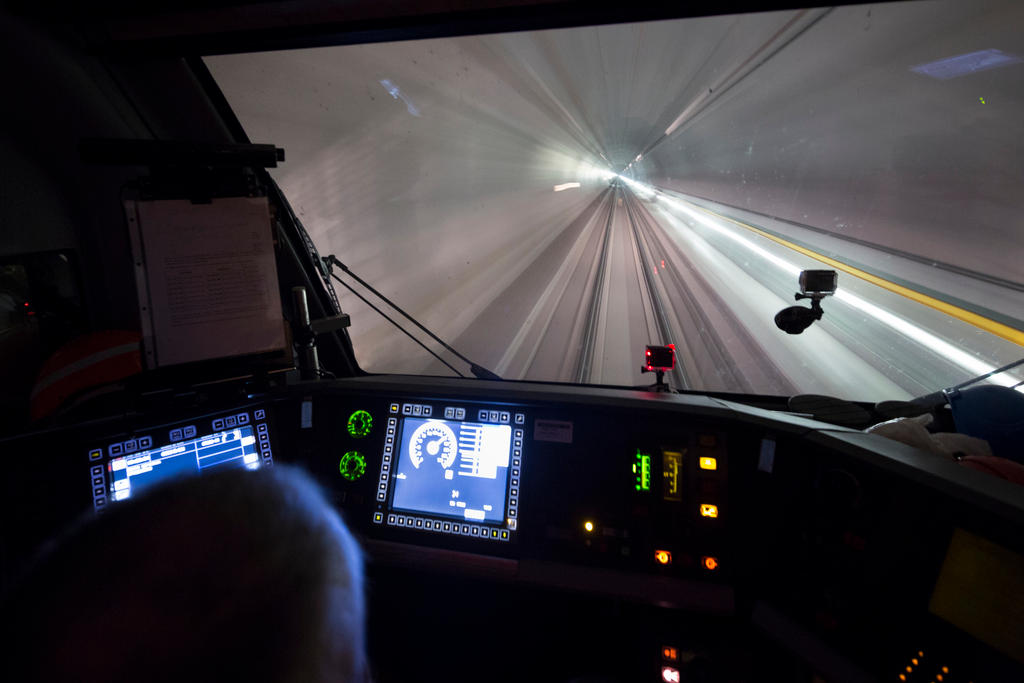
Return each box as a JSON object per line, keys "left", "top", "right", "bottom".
{"left": 3, "top": 465, "right": 367, "bottom": 683}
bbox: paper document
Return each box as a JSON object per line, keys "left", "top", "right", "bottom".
{"left": 129, "top": 197, "right": 286, "bottom": 367}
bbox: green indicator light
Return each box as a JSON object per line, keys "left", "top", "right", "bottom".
{"left": 347, "top": 410, "right": 373, "bottom": 438}
{"left": 634, "top": 451, "right": 651, "bottom": 491}
{"left": 339, "top": 451, "right": 367, "bottom": 481}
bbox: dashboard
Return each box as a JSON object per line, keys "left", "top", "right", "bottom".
{"left": 3, "top": 374, "right": 1024, "bottom": 682}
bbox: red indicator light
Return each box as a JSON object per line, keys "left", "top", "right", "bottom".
{"left": 23, "top": 302, "right": 29, "bottom": 307}
{"left": 661, "top": 666, "right": 680, "bottom": 683}
{"left": 654, "top": 549, "right": 672, "bottom": 565}
{"left": 661, "top": 260, "right": 665, "bottom": 268}
{"left": 661, "top": 646, "right": 678, "bottom": 662}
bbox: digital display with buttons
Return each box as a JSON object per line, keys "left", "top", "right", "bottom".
{"left": 88, "top": 408, "right": 273, "bottom": 512}
{"left": 374, "top": 401, "right": 528, "bottom": 541}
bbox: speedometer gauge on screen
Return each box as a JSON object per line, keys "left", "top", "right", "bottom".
{"left": 373, "top": 402, "right": 525, "bottom": 542}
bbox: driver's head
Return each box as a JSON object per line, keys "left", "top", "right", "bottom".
{"left": 4, "top": 465, "right": 367, "bottom": 683}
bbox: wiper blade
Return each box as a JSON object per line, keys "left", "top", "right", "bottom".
{"left": 322, "top": 255, "right": 502, "bottom": 380}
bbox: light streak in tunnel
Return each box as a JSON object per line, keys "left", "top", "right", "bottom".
{"left": 910, "top": 49, "right": 1023, "bottom": 80}
{"left": 379, "top": 79, "right": 420, "bottom": 117}
{"left": 618, "top": 176, "right": 1024, "bottom": 393}
{"left": 553, "top": 183, "right": 581, "bottom": 192}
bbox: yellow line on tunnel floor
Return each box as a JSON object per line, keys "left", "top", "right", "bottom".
{"left": 687, "top": 202, "right": 1024, "bottom": 348}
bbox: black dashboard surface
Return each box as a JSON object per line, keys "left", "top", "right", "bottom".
{"left": 3, "top": 375, "right": 1023, "bottom": 681}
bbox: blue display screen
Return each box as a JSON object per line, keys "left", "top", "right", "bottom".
{"left": 391, "top": 417, "right": 512, "bottom": 523}
{"left": 108, "top": 426, "right": 261, "bottom": 503}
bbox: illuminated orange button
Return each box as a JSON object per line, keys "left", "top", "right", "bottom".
{"left": 702, "top": 556, "right": 719, "bottom": 571}
{"left": 661, "top": 646, "right": 677, "bottom": 662}
{"left": 898, "top": 676, "right": 905, "bottom": 682}
{"left": 912, "top": 659, "right": 919, "bottom": 666}
{"left": 937, "top": 675, "right": 943, "bottom": 681}
{"left": 655, "top": 549, "right": 672, "bottom": 565}
{"left": 699, "top": 457, "right": 717, "bottom": 470}
{"left": 700, "top": 504, "right": 718, "bottom": 518}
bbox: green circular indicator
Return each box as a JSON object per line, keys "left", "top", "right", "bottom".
{"left": 339, "top": 451, "right": 367, "bottom": 481}
{"left": 347, "top": 410, "right": 373, "bottom": 438}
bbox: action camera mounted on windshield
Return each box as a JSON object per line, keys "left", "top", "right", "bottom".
{"left": 798, "top": 269, "right": 838, "bottom": 297}
{"left": 775, "top": 270, "right": 837, "bottom": 335}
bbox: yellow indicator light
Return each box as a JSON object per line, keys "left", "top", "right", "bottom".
{"left": 702, "top": 556, "right": 719, "bottom": 571}
{"left": 937, "top": 675, "right": 943, "bottom": 681}
{"left": 700, "top": 504, "right": 719, "bottom": 518}
{"left": 655, "top": 550, "right": 672, "bottom": 565}
{"left": 584, "top": 521, "right": 594, "bottom": 533}
{"left": 918, "top": 651, "right": 924, "bottom": 657}
{"left": 912, "top": 658, "right": 919, "bottom": 666}
{"left": 899, "top": 676, "right": 906, "bottom": 682}
{"left": 699, "top": 457, "right": 717, "bottom": 471}
{"left": 942, "top": 667, "right": 949, "bottom": 674}
{"left": 906, "top": 666, "right": 913, "bottom": 673}
{"left": 662, "top": 450, "right": 682, "bottom": 501}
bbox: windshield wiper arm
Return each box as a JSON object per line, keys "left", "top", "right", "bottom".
{"left": 913, "top": 356, "right": 1024, "bottom": 405}
{"left": 322, "top": 255, "right": 502, "bottom": 380}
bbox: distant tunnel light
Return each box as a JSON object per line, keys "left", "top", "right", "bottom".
{"left": 911, "top": 49, "right": 1022, "bottom": 80}
{"left": 553, "top": 182, "right": 581, "bottom": 192}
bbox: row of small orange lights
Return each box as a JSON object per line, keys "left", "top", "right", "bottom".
{"left": 654, "top": 549, "right": 718, "bottom": 571}
{"left": 582, "top": 521, "right": 718, "bottom": 571}
{"left": 898, "top": 651, "right": 951, "bottom": 682}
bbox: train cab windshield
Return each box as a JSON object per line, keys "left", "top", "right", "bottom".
{"left": 1, "top": 1, "right": 1023, "bottom": 682}
{"left": 204, "top": 0, "right": 1024, "bottom": 400}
